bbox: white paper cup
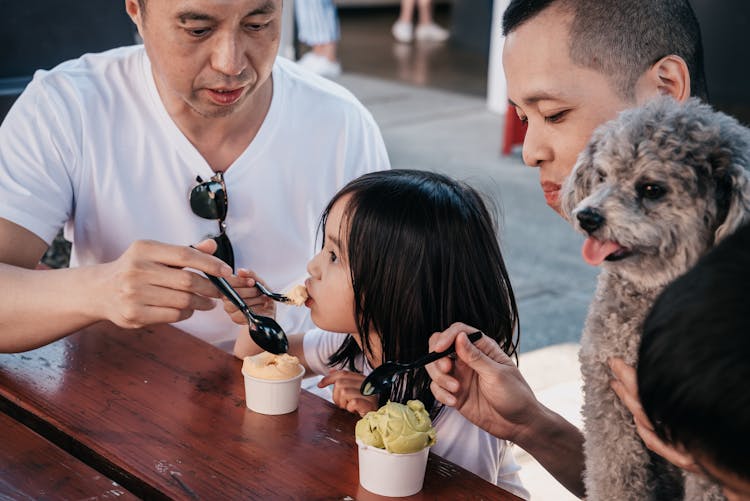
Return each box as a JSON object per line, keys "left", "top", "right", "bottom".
{"left": 357, "top": 439, "right": 429, "bottom": 497}
{"left": 243, "top": 366, "right": 305, "bottom": 415}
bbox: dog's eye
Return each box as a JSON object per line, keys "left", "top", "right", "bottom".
{"left": 596, "top": 169, "right": 606, "bottom": 184}
{"left": 637, "top": 183, "right": 667, "bottom": 200}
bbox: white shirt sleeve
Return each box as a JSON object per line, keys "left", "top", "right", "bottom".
{"left": 302, "top": 328, "right": 350, "bottom": 376}
{"left": 0, "top": 71, "right": 79, "bottom": 243}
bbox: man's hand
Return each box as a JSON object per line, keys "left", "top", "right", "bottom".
{"left": 97, "top": 239, "right": 233, "bottom": 329}
{"left": 318, "top": 369, "right": 378, "bottom": 416}
{"left": 219, "top": 268, "right": 276, "bottom": 325}
{"left": 609, "top": 357, "right": 699, "bottom": 473}
{"left": 427, "top": 323, "right": 587, "bottom": 497}
{"left": 425, "top": 322, "right": 539, "bottom": 442}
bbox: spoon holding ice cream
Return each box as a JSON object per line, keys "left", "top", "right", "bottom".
{"left": 202, "top": 272, "right": 289, "bottom": 354}
{"left": 255, "top": 282, "right": 308, "bottom": 306}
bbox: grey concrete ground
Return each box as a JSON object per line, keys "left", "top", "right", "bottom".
{"left": 336, "top": 73, "right": 599, "bottom": 353}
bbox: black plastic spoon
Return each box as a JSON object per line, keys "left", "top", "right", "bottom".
{"left": 254, "top": 281, "right": 292, "bottom": 303}
{"left": 203, "top": 273, "right": 289, "bottom": 354}
{"left": 359, "top": 331, "right": 483, "bottom": 396}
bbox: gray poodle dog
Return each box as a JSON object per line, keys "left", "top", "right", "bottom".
{"left": 561, "top": 97, "right": 750, "bottom": 500}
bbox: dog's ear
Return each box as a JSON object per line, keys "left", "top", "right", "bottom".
{"left": 561, "top": 139, "right": 597, "bottom": 221}
{"left": 712, "top": 134, "right": 750, "bottom": 244}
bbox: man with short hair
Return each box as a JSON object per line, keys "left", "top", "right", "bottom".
{"left": 0, "top": 0, "right": 390, "bottom": 352}
{"left": 426, "top": 0, "right": 707, "bottom": 496}
{"left": 504, "top": 0, "right": 706, "bottom": 216}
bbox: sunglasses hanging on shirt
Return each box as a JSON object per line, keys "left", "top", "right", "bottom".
{"left": 189, "top": 171, "right": 235, "bottom": 272}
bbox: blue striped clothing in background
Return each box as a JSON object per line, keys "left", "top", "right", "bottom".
{"left": 295, "top": 0, "right": 341, "bottom": 46}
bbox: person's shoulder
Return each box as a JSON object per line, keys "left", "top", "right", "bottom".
{"left": 273, "top": 57, "right": 371, "bottom": 117}
{"left": 29, "top": 45, "right": 145, "bottom": 95}
{"left": 9, "top": 45, "right": 146, "bottom": 126}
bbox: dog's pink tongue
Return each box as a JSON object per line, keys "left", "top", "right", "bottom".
{"left": 581, "top": 238, "right": 622, "bottom": 266}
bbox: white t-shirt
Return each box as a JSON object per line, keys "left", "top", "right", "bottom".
{"left": 0, "top": 46, "right": 390, "bottom": 347}
{"left": 303, "top": 328, "right": 530, "bottom": 500}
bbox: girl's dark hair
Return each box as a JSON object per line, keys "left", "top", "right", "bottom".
{"left": 319, "top": 169, "right": 520, "bottom": 416}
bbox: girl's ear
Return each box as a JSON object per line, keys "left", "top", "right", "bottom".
{"left": 636, "top": 55, "right": 691, "bottom": 104}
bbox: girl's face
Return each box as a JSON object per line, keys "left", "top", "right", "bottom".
{"left": 306, "top": 196, "right": 358, "bottom": 335}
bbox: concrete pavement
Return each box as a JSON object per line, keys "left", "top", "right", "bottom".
{"left": 515, "top": 344, "right": 583, "bottom": 500}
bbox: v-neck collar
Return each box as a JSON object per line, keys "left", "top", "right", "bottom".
{"left": 139, "top": 48, "right": 285, "bottom": 182}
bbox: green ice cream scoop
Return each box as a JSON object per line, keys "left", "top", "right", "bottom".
{"left": 355, "top": 400, "right": 437, "bottom": 454}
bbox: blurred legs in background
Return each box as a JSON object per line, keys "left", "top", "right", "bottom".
{"left": 392, "top": 0, "right": 450, "bottom": 44}
{"left": 295, "top": 0, "right": 343, "bottom": 78}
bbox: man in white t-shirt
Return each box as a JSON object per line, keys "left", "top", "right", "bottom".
{"left": 0, "top": 0, "right": 390, "bottom": 352}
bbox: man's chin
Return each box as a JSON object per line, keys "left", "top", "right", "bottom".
{"left": 543, "top": 189, "right": 563, "bottom": 215}
{"left": 201, "top": 106, "right": 240, "bottom": 118}
{"left": 188, "top": 100, "right": 242, "bottom": 119}
{"left": 547, "top": 199, "right": 564, "bottom": 217}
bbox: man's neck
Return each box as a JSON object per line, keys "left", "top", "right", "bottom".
{"left": 161, "top": 75, "right": 274, "bottom": 172}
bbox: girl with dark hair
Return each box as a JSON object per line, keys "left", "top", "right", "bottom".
{"left": 233, "top": 169, "right": 528, "bottom": 498}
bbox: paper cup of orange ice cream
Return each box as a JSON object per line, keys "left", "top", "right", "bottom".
{"left": 241, "top": 352, "right": 305, "bottom": 415}
{"left": 355, "top": 400, "right": 436, "bottom": 497}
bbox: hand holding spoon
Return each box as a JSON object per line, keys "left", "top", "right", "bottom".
{"left": 360, "top": 331, "right": 483, "bottom": 396}
{"left": 203, "top": 272, "right": 289, "bottom": 354}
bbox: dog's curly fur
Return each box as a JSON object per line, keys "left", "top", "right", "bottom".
{"left": 561, "top": 97, "right": 750, "bottom": 500}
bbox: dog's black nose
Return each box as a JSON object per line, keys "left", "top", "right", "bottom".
{"left": 577, "top": 208, "right": 605, "bottom": 234}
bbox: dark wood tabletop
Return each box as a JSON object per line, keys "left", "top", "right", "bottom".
{"left": 0, "top": 411, "right": 138, "bottom": 500}
{"left": 0, "top": 322, "right": 522, "bottom": 500}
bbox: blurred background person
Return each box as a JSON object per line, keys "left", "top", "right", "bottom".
{"left": 391, "top": 0, "right": 450, "bottom": 43}
{"left": 295, "top": 0, "right": 342, "bottom": 78}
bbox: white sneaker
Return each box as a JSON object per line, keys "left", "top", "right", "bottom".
{"left": 297, "top": 52, "right": 342, "bottom": 78}
{"left": 415, "top": 22, "right": 450, "bottom": 42}
{"left": 391, "top": 21, "right": 414, "bottom": 43}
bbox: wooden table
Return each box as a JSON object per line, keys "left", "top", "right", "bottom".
{"left": 0, "top": 323, "right": 522, "bottom": 500}
{"left": 0, "top": 412, "right": 137, "bottom": 499}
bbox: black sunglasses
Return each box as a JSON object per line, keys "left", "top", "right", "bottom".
{"left": 189, "top": 171, "right": 235, "bottom": 272}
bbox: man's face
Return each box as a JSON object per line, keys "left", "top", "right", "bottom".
{"left": 127, "top": 0, "right": 281, "bottom": 119}
{"left": 502, "top": 6, "right": 634, "bottom": 215}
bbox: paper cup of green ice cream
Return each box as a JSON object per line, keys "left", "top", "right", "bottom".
{"left": 355, "top": 400, "right": 436, "bottom": 497}
{"left": 242, "top": 352, "right": 305, "bottom": 415}
{"left": 357, "top": 439, "right": 430, "bottom": 497}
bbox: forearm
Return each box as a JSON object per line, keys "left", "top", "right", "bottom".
{"left": 513, "top": 404, "right": 586, "bottom": 497}
{"left": 0, "top": 264, "right": 101, "bottom": 352}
